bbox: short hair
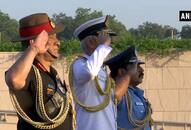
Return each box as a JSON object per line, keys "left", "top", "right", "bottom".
{"left": 110, "top": 69, "right": 118, "bottom": 79}
{"left": 110, "top": 64, "right": 127, "bottom": 79}
{"left": 80, "top": 39, "right": 89, "bottom": 55}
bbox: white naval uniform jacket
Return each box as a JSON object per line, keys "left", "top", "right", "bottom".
{"left": 72, "top": 44, "right": 117, "bottom": 130}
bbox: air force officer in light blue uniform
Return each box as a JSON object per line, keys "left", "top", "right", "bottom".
{"left": 105, "top": 46, "right": 153, "bottom": 130}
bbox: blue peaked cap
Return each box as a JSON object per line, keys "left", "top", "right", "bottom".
{"left": 105, "top": 46, "right": 145, "bottom": 71}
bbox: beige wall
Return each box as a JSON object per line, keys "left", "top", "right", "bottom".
{"left": 143, "top": 52, "right": 191, "bottom": 123}
{"left": 1, "top": 51, "right": 191, "bottom": 130}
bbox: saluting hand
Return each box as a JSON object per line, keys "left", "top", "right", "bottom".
{"left": 30, "top": 30, "right": 49, "bottom": 54}
{"left": 98, "top": 30, "right": 111, "bottom": 46}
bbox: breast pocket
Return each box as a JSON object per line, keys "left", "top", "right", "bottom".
{"left": 132, "top": 101, "right": 146, "bottom": 120}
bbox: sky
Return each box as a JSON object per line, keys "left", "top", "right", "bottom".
{"left": 0, "top": 0, "right": 191, "bottom": 31}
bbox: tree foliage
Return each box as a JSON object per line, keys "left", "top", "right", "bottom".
{"left": 52, "top": 8, "right": 130, "bottom": 40}
{"left": 181, "top": 25, "right": 191, "bottom": 39}
{"left": 0, "top": 11, "right": 18, "bottom": 42}
{"left": 129, "top": 22, "right": 178, "bottom": 39}
{"left": 0, "top": 8, "right": 191, "bottom": 57}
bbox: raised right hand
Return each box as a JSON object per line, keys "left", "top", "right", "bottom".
{"left": 98, "top": 30, "right": 111, "bottom": 46}
{"left": 30, "top": 30, "right": 49, "bottom": 54}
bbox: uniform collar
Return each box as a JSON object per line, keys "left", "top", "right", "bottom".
{"left": 128, "top": 86, "right": 144, "bottom": 97}
{"left": 83, "top": 54, "right": 89, "bottom": 59}
{"left": 33, "top": 60, "right": 57, "bottom": 77}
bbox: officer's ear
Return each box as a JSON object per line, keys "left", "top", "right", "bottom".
{"left": 29, "top": 39, "right": 35, "bottom": 45}
{"left": 117, "top": 68, "right": 126, "bottom": 77}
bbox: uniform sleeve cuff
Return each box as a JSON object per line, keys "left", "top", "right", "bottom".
{"left": 97, "top": 44, "right": 112, "bottom": 54}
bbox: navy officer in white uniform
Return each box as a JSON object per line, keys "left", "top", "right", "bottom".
{"left": 69, "top": 16, "right": 132, "bottom": 130}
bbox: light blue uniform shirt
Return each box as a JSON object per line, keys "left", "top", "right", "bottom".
{"left": 117, "top": 86, "right": 151, "bottom": 130}
{"left": 72, "top": 44, "right": 117, "bottom": 130}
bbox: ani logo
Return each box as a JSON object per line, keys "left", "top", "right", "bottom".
{"left": 179, "top": 11, "right": 191, "bottom": 21}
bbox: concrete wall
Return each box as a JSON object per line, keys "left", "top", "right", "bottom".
{"left": 0, "top": 51, "right": 191, "bottom": 130}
